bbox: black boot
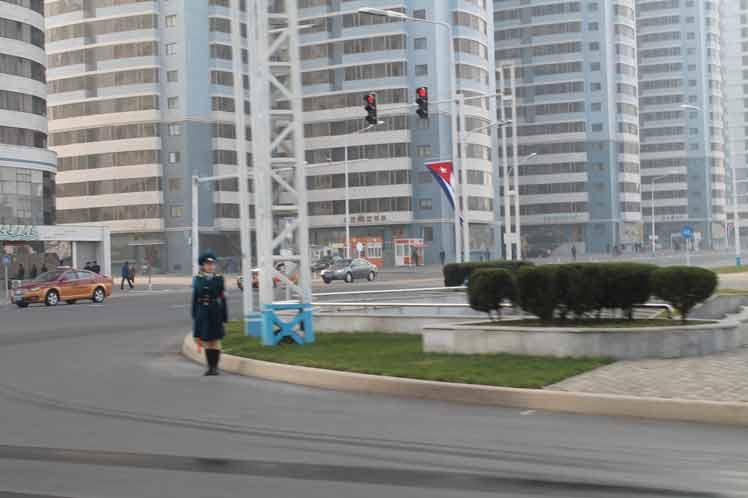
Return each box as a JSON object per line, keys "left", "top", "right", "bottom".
{"left": 204, "top": 349, "right": 219, "bottom": 376}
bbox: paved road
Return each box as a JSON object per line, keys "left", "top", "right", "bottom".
{"left": 0, "top": 284, "right": 747, "bottom": 497}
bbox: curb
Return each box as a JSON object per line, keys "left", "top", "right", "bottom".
{"left": 182, "top": 334, "right": 748, "bottom": 426}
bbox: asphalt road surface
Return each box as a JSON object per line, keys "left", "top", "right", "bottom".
{"left": 0, "top": 277, "right": 746, "bottom": 497}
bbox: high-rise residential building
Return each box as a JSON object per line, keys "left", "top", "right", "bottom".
{"left": 493, "top": 0, "right": 642, "bottom": 256}
{"left": 722, "top": 0, "right": 748, "bottom": 244}
{"left": 46, "top": 0, "right": 497, "bottom": 271}
{"left": 637, "top": 0, "right": 727, "bottom": 249}
{"left": 0, "top": 0, "right": 56, "bottom": 226}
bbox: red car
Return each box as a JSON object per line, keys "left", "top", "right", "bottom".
{"left": 12, "top": 269, "right": 114, "bottom": 308}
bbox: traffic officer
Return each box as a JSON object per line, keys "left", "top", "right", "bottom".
{"left": 192, "top": 251, "right": 228, "bottom": 376}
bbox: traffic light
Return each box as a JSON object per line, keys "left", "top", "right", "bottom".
{"left": 416, "top": 87, "right": 429, "bottom": 119}
{"left": 364, "top": 93, "right": 377, "bottom": 125}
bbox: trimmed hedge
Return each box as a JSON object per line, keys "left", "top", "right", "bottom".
{"left": 444, "top": 260, "right": 534, "bottom": 287}
{"left": 467, "top": 268, "right": 516, "bottom": 318}
{"left": 516, "top": 265, "right": 558, "bottom": 321}
{"left": 467, "top": 262, "right": 704, "bottom": 323}
{"left": 651, "top": 266, "right": 718, "bottom": 322}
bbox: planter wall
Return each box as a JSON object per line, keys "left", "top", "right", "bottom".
{"left": 423, "top": 315, "right": 748, "bottom": 360}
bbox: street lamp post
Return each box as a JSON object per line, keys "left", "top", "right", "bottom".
{"left": 344, "top": 121, "right": 383, "bottom": 259}
{"left": 358, "top": 7, "right": 463, "bottom": 262}
{"left": 680, "top": 104, "right": 710, "bottom": 249}
{"left": 512, "top": 152, "right": 538, "bottom": 260}
{"left": 650, "top": 174, "right": 671, "bottom": 256}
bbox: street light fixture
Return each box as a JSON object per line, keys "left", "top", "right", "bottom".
{"left": 357, "top": 7, "right": 408, "bottom": 19}
{"left": 358, "top": 7, "right": 464, "bottom": 262}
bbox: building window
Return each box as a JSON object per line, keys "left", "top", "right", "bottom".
{"left": 588, "top": 22, "right": 599, "bottom": 31}
{"left": 418, "top": 198, "right": 432, "bottom": 210}
{"left": 413, "top": 9, "right": 426, "bottom": 19}
{"left": 167, "top": 70, "right": 178, "bottom": 82}
{"left": 414, "top": 37, "right": 427, "bottom": 50}
{"left": 168, "top": 152, "right": 180, "bottom": 164}
{"left": 166, "top": 43, "right": 177, "bottom": 55}
{"left": 590, "top": 62, "right": 600, "bottom": 71}
{"left": 591, "top": 102, "right": 602, "bottom": 111}
{"left": 168, "top": 124, "right": 181, "bottom": 136}
{"left": 416, "top": 145, "right": 432, "bottom": 157}
{"left": 168, "top": 178, "right": 183, "bottom": 191}
{"left": 165, "top": 15, "right": 177, "bottom": 27}
{"left": 415, "top": 64, "right": 428, "bottom": 76}
{"left": 422, "top": 226, "right": 434, "bottom": 242}
{"left": 169, "top": 205, "right": 184, "bottom": 218}
{"left": 168, "top": 97, "right": 179, "bottom": 109}
{"left": 591, "top": 123, "right": 603, "bottom": 132}
{"left": 591, "top": 82, "right": 601, "bottom": 91}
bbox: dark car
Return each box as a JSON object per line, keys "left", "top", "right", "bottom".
{"left": 320, "top": 258, "right": 378, "bottom": 284}
{"left": 310, "top": 255, "right": 343, "bottom": 273}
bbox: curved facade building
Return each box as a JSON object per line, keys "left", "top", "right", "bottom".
{"left": 637, "top": 0, "right": 727, "bottom": 249}
{"left": 45, "top": 0, "right": 165, "bottom": 267}
{"left": 493, "top": 0, "right": 642, "bottom": 255}
{"left": 0, "top": 0, "right": 56, "bottom": 225}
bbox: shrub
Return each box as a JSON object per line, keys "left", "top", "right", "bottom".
{"left": 516, "top": 265, "right": 558, "bottom": 321}
{"left": 467, "top": 268, "right": 516, "bottom": 319}
{"left": 603, "top": 263, "right": 657, "bottom": 319}
{"left": 556, "top": 264, "right": 602, "bottom": 319}
{"left": 444, "top": 260, "right": 533, "bottom": 287}
{"left": 651, "top": 266, "right": 718, "bottom": 322}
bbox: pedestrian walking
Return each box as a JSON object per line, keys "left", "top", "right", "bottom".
{"left": 91, "top": 261, "right": 101, "bottom": 274}
{"left": 439, "top": 249, "right": 446, "bottom": 266}
{"left": 84, "top": 261, "right": 92, "bottom": 271}
{"left": 120, "top": 262, "right": 133, "bottom": 290}
{"left": 192, "top": 252, "right": 228, "bottom": 376}
{"left": 571, "top": 244, "right": 577, "bottom": 261}
{"left": 29, "top": 264, "right": 38, "bottom": 279}
{"left": 16, "top": 264, "right": 25, "bottom": 281}
{"left": 128, "top": 264, "right": 136, "bottom": 287}
{"left": 40, "top": 263, "right": 48, "bottom": 274}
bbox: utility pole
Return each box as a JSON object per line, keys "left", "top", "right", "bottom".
{"left": 498, "top": 68, "right": 512, "bottom": 260}
{"left": 230, "top": 0, "right": 254, "bottom": 331}
{"left": 246, "top": 0, "right": 313, "bottom": 345}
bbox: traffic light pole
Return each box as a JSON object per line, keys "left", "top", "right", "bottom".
{"left": 458, "top": 93, "right": 470, "bottom": 262}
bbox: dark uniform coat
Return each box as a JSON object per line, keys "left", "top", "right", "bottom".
{"left": 192, "top": 273, "right": 228, "bottom": 342}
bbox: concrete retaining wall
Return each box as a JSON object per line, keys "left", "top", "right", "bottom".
{"left": 313, "top": 313, "right": 478, "bottom": 334}
{"left": 423, "top": 315, "right": 748, "bottom": 359}
{"left": 690, "top": 295, "right": 748, "bottom": 319}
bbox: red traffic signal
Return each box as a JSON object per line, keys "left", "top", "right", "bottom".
{"left": 364, "top": 93, "right": 378, "bottom": 125}
{"left": 416, "top": 87, "right": 428, "bottom": 119}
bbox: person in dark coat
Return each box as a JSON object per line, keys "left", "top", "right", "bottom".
{"left": 192, "top": 252, "right": 228, "bottom": 376}
{"left": 40, "top": 263, "right": 48, "bottom": 274}
{"left": 120, "top": 262, "right": 133, "bottom": 290}
{"left": 91, "top": 261, "right": 101, "bottom": 274}
{"left": 29, "top": 264, "right": 38, "bottom": 279}
{"left": 16, "top": 264, "right": 25, "bottom": 281}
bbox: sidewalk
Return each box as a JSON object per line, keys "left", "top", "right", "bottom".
{"left": 547, "top": 347, "right": 748, "bottom": 403}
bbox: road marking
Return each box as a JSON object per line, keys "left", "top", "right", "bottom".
{"left": 169, "top": 304, "right": 189, "bottom": 309}
{"left": 520, "top": 410, "right": 536, "bottom": 416}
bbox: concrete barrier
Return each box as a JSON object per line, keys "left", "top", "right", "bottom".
{"left": 182, "top": 334, "right": 748, "bottom": 426}
{"left": 422, "top": 313, "right": 748, "bottom": 359}
{"left": 690, "top": 294, "right": 748, "bottom": 319}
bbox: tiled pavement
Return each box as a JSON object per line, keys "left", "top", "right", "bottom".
{"left": 548, "top": 347, "right": 748, "bottom": 402}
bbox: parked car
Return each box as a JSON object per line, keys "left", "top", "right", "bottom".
{"left": 12, "top": 269, "right": 113, "bottom": 308}
{"left": 237, "top": 263, "right": 299, "bottom": 290}
{"left": 320, "top": 258, "right": 378, "bottom": 284}
{"left": 310, "top": 255, "right": 343, "bottom": 273}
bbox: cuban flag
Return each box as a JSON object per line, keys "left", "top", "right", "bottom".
{"left": 425, "top": 160, "right": 456, "bottom": 208}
